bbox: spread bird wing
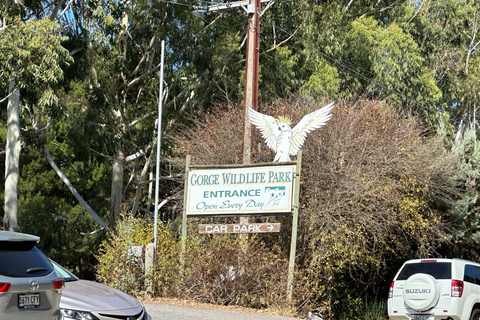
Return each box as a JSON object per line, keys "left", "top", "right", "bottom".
{"left": 248, "top": 108, "right": 280, "bottom": 152}
{"left": 290, "top": 102, "right": 334, "bottom": 156}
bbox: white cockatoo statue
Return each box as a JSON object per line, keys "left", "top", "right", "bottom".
{"left": 248, "top": 102, "right": 334, "bottom": 162}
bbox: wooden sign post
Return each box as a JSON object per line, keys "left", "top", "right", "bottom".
{"left": 180, "top": 152, "right": 302, "bottom": 305}
{"left": 287, "top": 151, "right": 301, "bottom": 304}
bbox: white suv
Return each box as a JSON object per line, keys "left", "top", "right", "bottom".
{"left": 388, "top": 258, "right": 480, "bottom": 320}
{"left": 0, "top": 231, "right": 64, "bottom": 320}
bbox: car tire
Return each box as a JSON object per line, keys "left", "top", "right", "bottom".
{"left": 471, "top": 309, "right": 480, "bottom": 320}
{"left": 403, "top": 273, "right": 439, "bottom": 311}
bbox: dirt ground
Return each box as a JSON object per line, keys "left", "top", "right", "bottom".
{"left": 141, "top": 297, "right": 298, "bottom": 318}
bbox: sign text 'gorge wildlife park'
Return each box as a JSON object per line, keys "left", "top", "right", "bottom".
{"left": 186, "top": 165, "right": 295, "bottom": 216}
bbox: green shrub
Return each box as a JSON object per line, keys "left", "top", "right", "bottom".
{"left": 96, "top": 216, "right": 153, "bottom": 296}
{"left": 96, "top": 215, "right": 290, "bottom": 309}
{"left": 151, "top": 223, "right": 181, "bottom": 297}
{"left": 95, "top": 215, "right": 182, "bottom": 297}
{"left": 361, "top": 298, "right": 388, "bottom": 320}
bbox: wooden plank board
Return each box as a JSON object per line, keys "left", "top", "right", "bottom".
{"left": 198, "top": 223, "right": 281, "bottom": 234}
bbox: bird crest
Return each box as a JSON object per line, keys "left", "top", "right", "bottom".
{"left": 273, "top": 115, "right": 292, "bottom": 125}
{"left": 248, "top": 102, "right": 335, "bottom": 162}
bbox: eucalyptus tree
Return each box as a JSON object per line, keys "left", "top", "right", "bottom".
{"left": 255, "top": 0, "right": 444, "bottom": 121}
{"left": 0, "top": 1, "right": 110, "bottom": 271}
{"left": 446, "top": 120, "right": 480, "bottom": 261}
{"left": 394, "top": 1, "right": 480, "bottom": 262}
{"left": 0, "top": 1, "right": 72, "bottom": 230}
{"left": 52, "top": 0, "right": 217, "bottom": 228}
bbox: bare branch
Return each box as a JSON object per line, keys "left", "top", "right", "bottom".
{"left": 131, "top": 149, "right": 153, "bottom": 215}
{"left": 265, "top": 15, "right": 306, "bottom": 54}
{"left": 127, "top": 63, "right": 162, "bottom": 87}
{"left": 345, "top": 0, "right": 354, "bottom": 12}
{"left": 50, "top": 0, "right": 65, "bottom": 20}
{"left": 407, "top": 0, "right": 424, "bottom": 23}
{"left": 57, "top": 0, "right": 74, "bottom": 21}
{"left": 44, "top": 145, "right": 109, "bottom": 229}
{"left": 127, "top": 111, "right": 156, "bottom": 128}
{"left": 129, "top": 35, "right": 157, "bottom": 79}
{"left": 69, "top": 47, "right": 82, "bottom": 56}
{"left": 0, "top": 91, "right": 14, "bottom": 104}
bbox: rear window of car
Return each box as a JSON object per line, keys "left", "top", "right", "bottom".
{"left": 396, "top": 262, "right": 451, "bottom": 280}
{"left": 0, "top": 245, "right": 54, "bottom": 277}
{"left": 50, "top": 260, "right": 78, "bottom": 282}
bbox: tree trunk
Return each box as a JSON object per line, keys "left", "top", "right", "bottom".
{"left": 4, "top": 80, "right": 20, "bottom": 231}
{"left": 108, "top": 3, "right": 129, "bottom": 228}
{"left": 109, "top": 149, "right": 124, "bottom": 228}
{"left": 131, "top": 152, "right": 152, "bottom": 217}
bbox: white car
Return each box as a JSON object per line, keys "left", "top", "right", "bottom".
{"left": 388, "top": 258, "right": 480, "bottom": 320}
{"left": 50, "top": 260, "right": 150, "bottom": 320}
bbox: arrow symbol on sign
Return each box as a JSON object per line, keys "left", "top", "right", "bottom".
{"left": 268, "top": 224, "right": 274, "bottom": 231}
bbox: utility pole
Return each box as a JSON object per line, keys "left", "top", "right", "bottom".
{"left": 192, "top": 0, "right": 274, "bottom": 261}
{"left": 192, "top": 0, "right": 274, "bottom": 164}
{"left": 242, "top": 0, "right": 261, "bottom": 165}
{"left": 192, "top": 0, "right": 273, "bottom": 272}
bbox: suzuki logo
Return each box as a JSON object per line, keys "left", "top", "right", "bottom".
{"left": 30, "top": 281, "right": 39, "bottom": 291}
{"left": 405, "top": 288, "right": 431, "bottom": 294}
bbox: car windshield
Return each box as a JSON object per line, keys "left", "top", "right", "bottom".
{"left": 49, "top": 260, "right": 78, "bottom": 282}
{"left": 0, "top": 246, "right": 54, "bottom": 277}
{"left": 397, "top": 262, "right": 452, "bottom": 280}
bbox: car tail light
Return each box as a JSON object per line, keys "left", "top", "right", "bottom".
{"left": 0, "top": 282, "right": 10, "bottom": 293}
{"left": 52, "top": 278, "right": 65, "bottom": 290}
{"left": 421, "top": 259, "right": 437, "bottom": 263}
{"left": 389, "top": 281, "right": 394, "bottom": 298}
{"left": 451, "top": 280, "right": 464, "bottom": 297}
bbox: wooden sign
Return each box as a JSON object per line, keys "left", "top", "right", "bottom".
{"left": 199, "top": 223, "right": 281, "bottom": 234}
{"left": 186, "top": 164, "right": 295, "bottom": 216}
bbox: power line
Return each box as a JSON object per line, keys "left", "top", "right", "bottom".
{"left": 170, "top": 0, "right": 438, "bottom": 117}
{"left": 261, "top": 19, "right": 435, "bottom": 116}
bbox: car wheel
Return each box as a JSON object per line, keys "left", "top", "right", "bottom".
{"left": 403, "top": 273, "right": 439, "bottom": 311}
{"left": 471, "top": 309, "right": 480, "bottom": 320}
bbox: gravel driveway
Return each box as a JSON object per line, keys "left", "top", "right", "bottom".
{"left": 145, "top": 302, "right": 302, "bottom": 320}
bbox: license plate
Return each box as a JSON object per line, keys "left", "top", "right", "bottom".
{"left": 18, "top": 294, "right": 40, "bottom": 309}
{"left": 410, "top": 315, "right": 432, "bottom": 320}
